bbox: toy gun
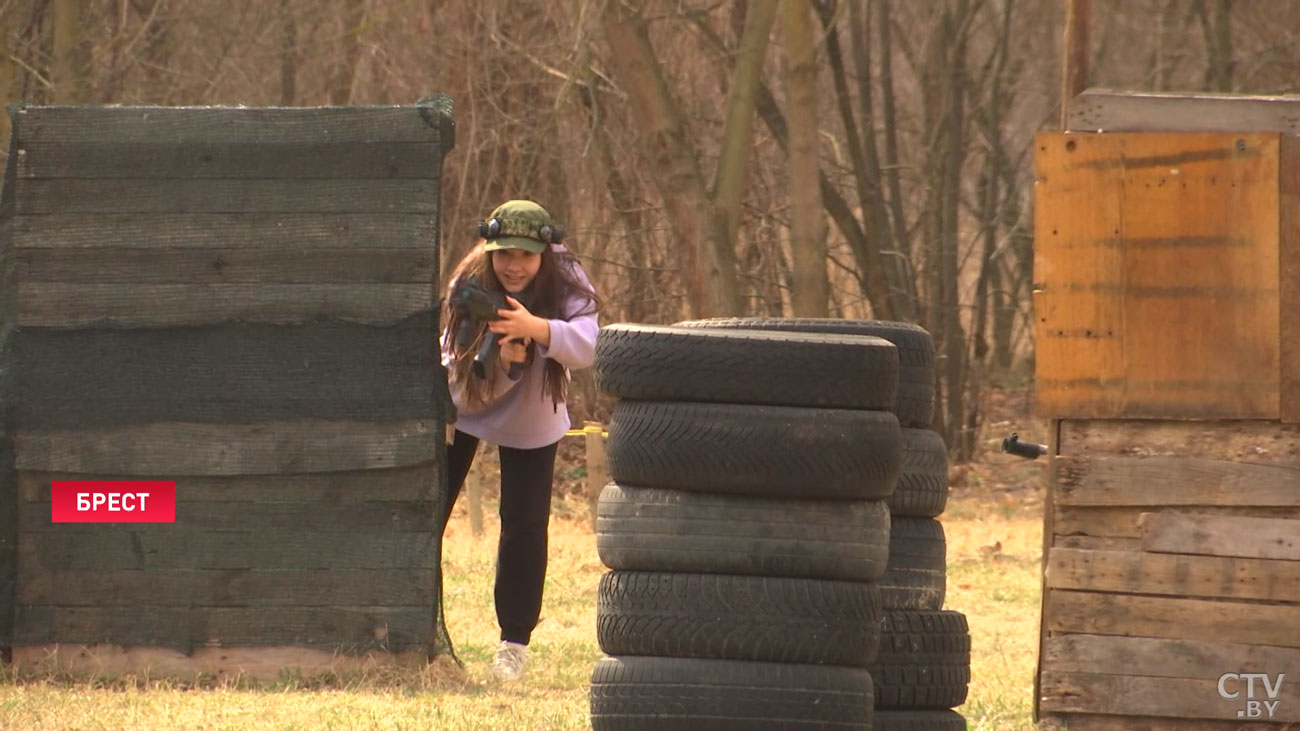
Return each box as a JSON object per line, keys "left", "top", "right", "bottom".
{"left": 451, "top": 280, "right": 528, "bottom": 380}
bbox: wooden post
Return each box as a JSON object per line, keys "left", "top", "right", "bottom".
{"left": 465, "top": 445, "right": 484, "bottom": 538}
{"left": 1060, "top": 0, "right": 1091, "bottom": 129}
{"left": 583, "top": 422, "right": 608, "bottom": 531}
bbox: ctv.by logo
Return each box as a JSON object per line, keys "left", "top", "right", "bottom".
{"left": 1218, "top": 673, "right": 1285, "bottom": 719}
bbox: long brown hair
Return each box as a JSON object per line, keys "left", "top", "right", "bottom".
{"left": 443, "top": 241, "right": 600, "bottom": 410}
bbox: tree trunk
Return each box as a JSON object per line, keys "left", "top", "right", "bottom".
{"left": 816, "top": 1, "right": 896, "bottom": 320}
{"left": 0, "top": 26, "right": 15, "bottom": 157}
{"left": 874, "top": 0, "right": 920, "bottom": 323}
{"left": 713, "top": 0, "right": 777, "bottom": 253}
{"left": 782, "top": 0, "right": 827, "bottom": 317}
{"left": 601, "top": 1, "right": 740, "bottom": 318}
{"left": 140, "top": 0, "right": 172, "bottom": 102}
{"left": 1061, "top": 0, "right": 1090, "bottom": 127}
{"left": 1200, "top": 0, "right": 1233, "bottom": 91}
{"left": 51, "top": 0, "right": 91, "bottom": 103}
{"left": 329, "top": 0, "right": 365, "bottom": 105}
{"left": 280, "top": 0, "right": 297, "bottom": 105}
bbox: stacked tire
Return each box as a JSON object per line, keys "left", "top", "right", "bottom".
{"left": 875, "top": 430, "right": 970, "bottom": 731}
{"left": 675, "top": 319, "right": 972, "bottom": 731}
{"left": 588, "top": 323, "right": 903, "bottom": 730}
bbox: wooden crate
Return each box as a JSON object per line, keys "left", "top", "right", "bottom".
{"left": 0, "top": 103, "right": 454, "bottom": 679}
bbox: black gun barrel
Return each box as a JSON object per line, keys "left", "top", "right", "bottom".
{"left": 1002, "top": 433, "right": 1048, "bottom": 460}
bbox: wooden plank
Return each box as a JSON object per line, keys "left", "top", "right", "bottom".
{"left": 13, "top": 105, "right": 449, "bottom": 145}
{"left": 1058, "top": 419, "right": 1300, "bottom": 460}
{"left": 21, "top": 501, "right": 436, "bottom": 534}
{"left": 1040, "top": 714, "right": 1288, "bottom": 731}
{"left": 13, "top": 320, "right": 437, "bottom": 428}
{"left": 1140, "top": 513, "right": 1300, "bottom": 560}
{"left": 1056, "top": 536, "right": 1140, "bottom": 551}
{"left": 0, "top": 118, "right": 14, "bottom": 652}
{"left": 585, "top": 423, "right": 609, "bottom": 532}
{"left": 16, "top": 247, "right": 435, "bottom": 283}
{"left": 15, "top": 421, "right": 438, "bottom": 475}
{"left": 1034, "top": 132, "right": 1282, "bottom": 419}
{"left": 13, "top": 605, "right": 432, "bottom": 652}
{"left": 13, "top": 179, "right": 439, "bottom": 214}
{"left": 11, "top": 213, "right": 436, "bottom": 250}
{"left": 17, "top": 282, "right": 433, "bottom": 327}
{"left": 1043, "top": 634, "right": 1300, "bottom": 679}
{"left": 1046, "top": 548, "right": 1300, "bottom": 602}
{"left": 10, "top": 644, "right": 435, "bottom": 682}
{"left": 1055, "top": 456, "right": 1300, "bottom": 507}
{"left": 1040, "top": 672, "right": 1299, "bottom": 722}
{"left": 17, "top": 142, "right": 444, "bottom": 179}
{"left": 1054, "top": 505, "right": 1300, "bottom": 539}
{"left": 1281, "top": 136, "right": 1300, "bottom": 423}
{"left": 17, "top": 530, "right": 436, "bottom": 570}
{"left": 1034, "top": 418, "right": 1063, "bottom": 723}
{"left": 1068, "top": 89, "right": 1300, "bottom": 134}
{"left": 1047, "top": 590, "right": 1300, "bottom": 648}
{"left": 0, "top": 443, "right": 14, "bottom": 652}
{"left": 18, "top": 464, "right": 439, "bottom": 503}
{"left": 18, "top": 569, "right": 437, "bottom": 607}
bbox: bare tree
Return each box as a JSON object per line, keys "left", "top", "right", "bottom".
{"left": 0, "top": 18, "right": 17, "bottom": 159}
{"left": 51, "top": 0, "right": 91, "bottom": 102}
{"left": 782, "top": 0, "right": 826, "bottom": 316}
{"left": 329, "top": 0, "right": 365, "bottom": 105}
{"left": 279, "top": 0, "right": 297, "bottom": 105}
{"left": 602, "top": 0, "right": 771, "bottom": 318}
{"left": 1198, "top": 0, "right": 1233, "bottom": 91}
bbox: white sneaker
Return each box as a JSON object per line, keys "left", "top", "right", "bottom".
{"left": 491, "top": 640, "right": 528, "bottom": 682}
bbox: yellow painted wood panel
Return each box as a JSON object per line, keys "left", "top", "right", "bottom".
{"left": 1280, "top": 137, "right": 1300, "bottom": 422}
{"left": 1035, "top": 132, "right": 1282, "bottom": 418}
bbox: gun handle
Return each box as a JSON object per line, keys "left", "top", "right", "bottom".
{"left": 473, "top": 333, "right": 498, "bottom": 379}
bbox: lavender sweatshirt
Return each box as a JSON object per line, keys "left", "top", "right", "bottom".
{"left": 442, "top": 247, "right": 599, "bottom": 450}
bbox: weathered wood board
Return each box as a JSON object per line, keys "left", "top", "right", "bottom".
{"left": 1047, "top": 547, "right": 1300, "bottom": 602}
{"left": 1067, "top": 89, "right": 1300, "bottom": 135}
{"left": 1040, "top": 672, "right": 1299, "bottom": 723}
{"left": 1044, "top": 634, "right": 1300, "bottom": 679}
{"left": 15, "top": 421, "right": 439, "bottom": 475}
{"left": 12, "top": 606, "right": 432, "bottom": 651}
{"left": 1046, "top": 590, "right": 1300, "bottom": 649}
{"left": 10, "top": 645, "right": 435, "bottom": 683}
{"left": 1055, "top": 456, "right": 1300, "bottom": 507}
{"left": 1139, "top": 513, "right": 1300, "bottom": 561}
{"left": 13, "top": 319, "right": 437, "bottom": 428}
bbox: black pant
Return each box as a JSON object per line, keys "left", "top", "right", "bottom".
{"left": 442, "top": 429, "right": 558, "bottom": 646}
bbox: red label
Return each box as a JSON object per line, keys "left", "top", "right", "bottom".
{"left": 51, "top": 481, "right": 176, "bottom": 523}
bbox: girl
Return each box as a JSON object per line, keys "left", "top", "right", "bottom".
{"left": 440, "top": 199, "right": 600, "bottom": 682}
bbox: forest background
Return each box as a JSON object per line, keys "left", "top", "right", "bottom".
{"left": 1, "top": 0, "right": 1293, "bottom": 459}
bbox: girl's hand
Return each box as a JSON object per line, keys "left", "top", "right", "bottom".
{"left": 490, "top": 296, "right": 552, "bottom": 347}
{"left": 498, "top": 336, "right": 531, "bottom": 370}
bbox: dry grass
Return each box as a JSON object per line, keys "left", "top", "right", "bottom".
{"left": 0, "top": 465, "right": 1047, "bottom": 731}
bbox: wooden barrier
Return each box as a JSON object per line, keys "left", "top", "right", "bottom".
{"left": 0, "top": 102, "right": 456, "bottom": 678}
